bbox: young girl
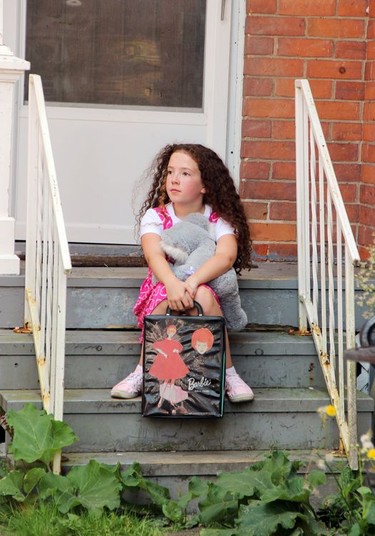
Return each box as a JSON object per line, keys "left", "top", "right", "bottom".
{"left": 111, "top": 143, "right": 254, "bottom": 403}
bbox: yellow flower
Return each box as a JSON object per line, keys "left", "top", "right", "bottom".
{"left": 325, "top": 405, "right": 336, "bottom": 417}
{"left": 367, "top": 449, "right": 375, "bottom": 460}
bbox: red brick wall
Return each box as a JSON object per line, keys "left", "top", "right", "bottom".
{"left": 359, "top": 0, "right": 375, "bottom": 257}
{"left": 240, "top": 0, "right": 373, "bottom": 261}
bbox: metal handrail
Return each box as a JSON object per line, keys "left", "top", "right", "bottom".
{"left": 295, "top": 79, "right": 361, "bottom": 469}
{"left": 24, "top": 74, "right": 72, "bottom": 474}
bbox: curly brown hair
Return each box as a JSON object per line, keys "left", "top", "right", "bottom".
{"left": 136, "top": 143, "right": 252, "bottom": 273}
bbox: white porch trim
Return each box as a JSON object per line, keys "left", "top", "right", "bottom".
{"left": 0, "top": 1, "right": 29, "bottom": 274}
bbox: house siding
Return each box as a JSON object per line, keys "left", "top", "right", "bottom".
{"left": 242, "top": 0, "right": 375, "bottom": 261}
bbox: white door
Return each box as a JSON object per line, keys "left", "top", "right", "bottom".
{"left": 4, "top": 0, "right": 242, "bottom": 245}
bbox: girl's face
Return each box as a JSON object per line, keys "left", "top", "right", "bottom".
{"left": 166, "top": 151, "right": 205, "bottom": 211}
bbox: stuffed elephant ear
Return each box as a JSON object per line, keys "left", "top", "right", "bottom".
{"left": 160, "top": 241, "right": 189, "bottom": 264}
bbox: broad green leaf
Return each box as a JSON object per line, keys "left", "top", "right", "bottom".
{"left": 138, "top": 478, "right": 170, "bottom": 504}
{"left": 348, "top": 523, "right": 362, "bottom": 536}
{"left": 357, "top": 485, "right": 373, "bottom": 497}
{"left": 66, "top": 460, "right": 121, "bottom": 512}
{"left": 306, "top": 470, "right": 327, "bottom": 489}
{"left": 120, "top": 462, "right": 144, "bottom": 487}
{"left": 366, "top": 501, "right": 375, "bottom": 525}
{"left": 260, "top": 450, "right": 300, "bottom": 483}
{"left": 121, "top": 462, "right": 170, "bottom": 505}
{"left": 199, "top": 499, "right": 238, "bottom": 526}
{"left": 290, "top": 519, "right": 329, "bottom": 536}
{"left": 162, "top": 499, "right": 184, "bottom": 522}
{"left": 175, "top": 489, "right": 195, "bottom": 510}
{"left": 0, "top": 470, "right": 25, "bottom": 501}
{"left": 188, "top": 475, "right": 210, "bottom": 497}
{"left": 237, "top": 501, "right": 308, "bottom": 536}
{"left": 23, "top": 467, "right": 47, "bottom": 494}
{"left": 7, "top": 404, "right": 77, "bottom": 466}
{"left": 261, "top": 475, "right": 310, "bottom": 504}
{"left": 38, "top": 471, "right": 81, "bottom": 513}
{"left": 216, "top": 466, "right": 278, "bottom": 502}
{"left": 214, "top": 452, "right": 299, "bottom": 503}
{"left": 199, "top": 485, "right": 239, "bottom": 525}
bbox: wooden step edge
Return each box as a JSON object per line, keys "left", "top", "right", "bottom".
{"left": 1, "top": 388, "right": 373, "bottom": 413}
{"left": 61, "top": 449, "right": 347, "bottom": 476}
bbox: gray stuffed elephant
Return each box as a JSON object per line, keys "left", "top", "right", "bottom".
{"left": 158, "top": 212, "right": 248, "bottom": 330}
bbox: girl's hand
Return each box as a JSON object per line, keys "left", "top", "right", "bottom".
{"left": 185, "top": 275, "right": 199, "bottom": 297}
{"left": 165, "top": 277, "right": 194, "bottom": 311}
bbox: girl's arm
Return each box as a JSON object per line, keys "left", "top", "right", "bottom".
{"left": 142, "top": 233, "right": 195, "bottom": 311}
{"left": 184, "top": 234, "right": 238, "bottom": 295}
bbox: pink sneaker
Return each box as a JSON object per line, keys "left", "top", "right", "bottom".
{"left": 225, "top": 370, "right": 254, "bottom": 403}
{"left": 111, "top": 365, "right": 143, "bottom": 399}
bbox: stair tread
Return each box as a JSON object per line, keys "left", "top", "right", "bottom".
{"left": 0, "top": 328, "right": 317, "bottom": 356}
{"left": 67, "top": 262, "right": 298, "bottom": 285}
{"left": 62, "top": 449, "right": 346, "bottom": 475}
{"left": 1, "top": 387, "right": 373, "bottom": 412}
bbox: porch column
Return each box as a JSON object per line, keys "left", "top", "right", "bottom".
{"left": 0, "top": 1, "right": 30, "bottom": 274}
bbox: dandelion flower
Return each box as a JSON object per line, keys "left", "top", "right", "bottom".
{"left": 325, "top": 405, "right": 336, "bottom": 417}
{"left": 317, "top": 404, "right": 336, "bottom": 417}
{"left": 367, "top": 449, "right": 375, "bottom": 460}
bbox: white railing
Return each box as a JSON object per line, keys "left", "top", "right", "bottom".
{"left": 24, "top": 74, "right": 72, "bottom": 473}
{"left": 295, "top": 79, "right": 361, "bottom": 469}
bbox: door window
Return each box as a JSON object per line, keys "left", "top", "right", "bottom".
{"left": 25, "top": 0, "right": 206, "bottom": 109}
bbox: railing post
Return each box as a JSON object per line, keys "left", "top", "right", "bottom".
{"left": 295, "top": 80, "right": 309, "bottom": 332}
{"left": 25, "top": 76, "right": 38, "bottom": 326}
{"left": 345, "top": 247, "right": 358, "bottom": 470}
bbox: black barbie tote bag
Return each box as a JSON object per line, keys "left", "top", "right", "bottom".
{"left": 142, "top": 302, "right": 226, "bottom": 418}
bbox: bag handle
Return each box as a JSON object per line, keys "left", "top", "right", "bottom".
{"left": 166, "top": 300, "right": 203, "bottom": 317}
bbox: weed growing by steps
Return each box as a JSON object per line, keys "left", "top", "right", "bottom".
{"left": 356, "top": 236, "right": 375, "bottom": 319}
{"left": 0, "top": 404, "right": 375, "bottom": 535}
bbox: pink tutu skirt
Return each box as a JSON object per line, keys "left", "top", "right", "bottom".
{"left": 133, "top": 269, "right": 220, "bottom": 339}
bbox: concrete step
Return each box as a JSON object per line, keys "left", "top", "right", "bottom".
{"left": 0, "top": 264, "right": 301, "bottom": 329}
{"left": 0, "top": 263, "right": 368, "bottom": 330}
{"left": 0, "top": 387, "right": 372, "bottom": 453}
{"left": 0, "top": 329, "right": 325, "bottom": 390}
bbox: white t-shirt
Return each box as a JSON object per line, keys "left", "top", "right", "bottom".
{"left": 140, "top": 203, "right": 234, "bottom": 241}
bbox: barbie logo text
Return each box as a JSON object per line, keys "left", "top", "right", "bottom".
{"left": 187, "top": 377, "right": 211, "bottom": 391}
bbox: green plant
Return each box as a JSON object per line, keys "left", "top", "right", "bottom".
{"left": 315, "top": 431, "right": 375, "bottom": 536}
{"left": 3, "top": 403, "right": 375, "bottom": 535}
{"left": 0, "top": 404, "right": 172, "bottom": 517}
{"left": 183, "top": 450, "right": 328, "bottom": 535}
